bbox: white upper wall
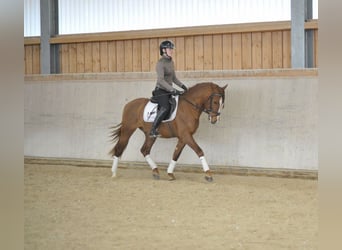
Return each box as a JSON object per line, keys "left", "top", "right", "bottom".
{"left": 24, "top": 0, "right": 41, "bottom": 37}
{"left": 24, "top": 0, "right": 318, "bottom": 36}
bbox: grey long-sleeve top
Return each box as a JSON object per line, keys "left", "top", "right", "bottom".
{"left": 155, "top": 55, "right": 183, "bottom": 92}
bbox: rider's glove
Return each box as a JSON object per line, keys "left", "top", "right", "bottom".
{"left": 171, "top": 89, "right": 183, "bottom": 95}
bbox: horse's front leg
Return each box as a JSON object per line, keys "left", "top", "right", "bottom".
{"left": 167, "top": 140, "right": 186, "bottom": 181}
{"left": 184, "top": 135, "right": 213, "bottom": 182}
{"left": 140, "top": 136, "right": 160, "bottom": 180}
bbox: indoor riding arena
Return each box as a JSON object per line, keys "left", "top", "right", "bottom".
{"left": 25, "top": 1, "right": 318, "bottom": 249}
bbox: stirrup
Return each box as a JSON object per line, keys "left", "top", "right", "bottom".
{"left": 149, "top": 130, "right": 160, "bottom": 138}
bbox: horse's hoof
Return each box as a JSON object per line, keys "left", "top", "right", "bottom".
{"left": 153, "top": 174, "right": 160, "bottom": 180}
{"left": 205, "top": 175, "right": 213, "bottom": 182}
{"left": 152, "top": 169, "right": 160, "bottom": 180}
{"left": 168, "top": 173, "right": 176, "bottom": 181}
{"left": 112, "top": 173, "right": 116, "bottom": 178}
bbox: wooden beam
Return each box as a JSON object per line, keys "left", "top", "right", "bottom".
{"left": 24, "top": 20, "right": 318, "bottom": 46}
{"left": 49, "top": 21, "right": 318, "bottom": 44}
{"left": 24, "top": 37, "right": 41, "bottom": 45}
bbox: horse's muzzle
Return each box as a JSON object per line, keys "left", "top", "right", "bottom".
{"left": 209, "top": 115, "right": 220, "bottom": 124}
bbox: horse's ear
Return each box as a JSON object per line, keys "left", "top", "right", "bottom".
{"left": 222, "top": 84, "right": 228, "bottom": 90}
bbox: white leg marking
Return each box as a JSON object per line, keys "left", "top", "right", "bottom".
{"left": 167, "top": 160, "right": 177, "bottom": 174}
{"left": 145, "top": 154, "right": 158, "bottom": 170}
{"left": 112, "top": 156, "right": 119, "bottom": 177}
{"left": 199, "top": 156, "right": 210, "bottom": 172}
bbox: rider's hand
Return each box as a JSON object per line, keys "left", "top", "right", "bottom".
{"left": 171, "top": 89, "right": 183, "bottom": 95}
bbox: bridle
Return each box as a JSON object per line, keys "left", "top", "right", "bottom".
{"left": 183, "top": 92, "right": 225, "bottom": 117}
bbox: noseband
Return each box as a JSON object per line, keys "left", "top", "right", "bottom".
{"left": 183, "top": 92, "right": 225, "bottom": 116}
{"left": 203, "top": 93, "right": 224, "bottom": 116}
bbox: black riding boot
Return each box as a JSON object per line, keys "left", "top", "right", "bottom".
{"left": 149, "top": 107, "right": 168, "bottom": 138}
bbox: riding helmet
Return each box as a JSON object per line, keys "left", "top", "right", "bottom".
{"left": 159, "top": 40, "right": 175, "bottom": 55}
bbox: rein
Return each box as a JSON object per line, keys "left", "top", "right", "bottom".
{"left": 183, "top": 93, "right": 224, "bottom": 116}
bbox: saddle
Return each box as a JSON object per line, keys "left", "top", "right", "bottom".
{"left": 143, "top": 95, "right": 179, "bottom": 123}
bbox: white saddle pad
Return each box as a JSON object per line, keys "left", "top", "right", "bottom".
{"left": 143, "top": 96, "right": 179, "bottom": 123}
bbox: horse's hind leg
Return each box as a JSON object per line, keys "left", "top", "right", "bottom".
{"left": 167, "top": 140, "right": 186, "bottom": 181}
{"left": 140, "top": 136, "right": 159, "bottom": 179}
{"left": 111, "top": 125, "right": 136, "bottom": 177}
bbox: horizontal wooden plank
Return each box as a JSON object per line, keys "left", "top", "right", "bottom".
{"left": 24, "top": 37, "right": 41, "bottom": 45}
{"left": 49, "top": 20, "right": 318, "bottom": 44}
{"left": 304, "top": 19, "right": 318, "bottom": 29}
{"left": 24, "top": 20, "right": 318, "bottom": 46}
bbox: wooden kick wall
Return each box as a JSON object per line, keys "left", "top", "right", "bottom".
{"left": 24, "top": 20, "right": 318, "bottom": 74}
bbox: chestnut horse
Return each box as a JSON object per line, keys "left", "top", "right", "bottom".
{"left": 109, "top": 82, "right": 228, "bottom": 182}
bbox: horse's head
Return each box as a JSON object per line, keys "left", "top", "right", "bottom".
{"left": 203, "top": 83, "right": 228, "bottom": 124}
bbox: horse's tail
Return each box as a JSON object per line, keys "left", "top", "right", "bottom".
{"left": 109, "top": 123, "right": 122, "bottom": 157}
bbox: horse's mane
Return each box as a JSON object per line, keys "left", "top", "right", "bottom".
{"left": 185, "top": 82, "right": 225, "bottom": 103}
{"left": 186, "top": 82, "right": 223, "bottom": 97}
{"left": 187, "top": 82, "right": 215, "bottom": 92}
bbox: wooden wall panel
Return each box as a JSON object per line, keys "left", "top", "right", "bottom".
{"left": 203, "top": 35, "right": 213, "bottom": 70}
{"left": 108, "top": 41, "right": 116, "bottom": 72}
{"left": 25, "top": 46, "right": 33, "bottom": 74}
{"left": 149, "top": 39, "right": 159, "bottom": 72}
{"left": 141, "top": 39, "right": 150, "bottom": 72}
{"left": 241, "top": 33, "right": 252, "bottom": 69}
{"left": 100, "top": 42, "right": 109, "bottom": 72}
{"left": 251, "top": 32, "right": 262, "bottom": 68}
{"left": 69, "top": 43, "right": 77, "bottom": 73}
{"left": 24, "top": 21, "right": 318, "bottom": 74}
{"left": 272, "top": 31, "right": 283, "bottom": 68}
{"left": 32, "top": 45, "right": 40, "bottom": 74}
{"left": 262, "top": 32, "right": 272, "bottom": 69}
{"left": 25, "top": 44, "right": 40, "bottom": 74}
{"left": 92, "top": 42, "right": 100, "bottom": 72}
{"left": 132, "top": 40, "right": 142, "bottom": 72}
{"left": 76, "top": 43, "right": 85, "bottom": 73}
{"left": 124, "top": 40, "right": 133, "bottom": 72}
{"left": 282, "top": 30, "right": 291, "bottom": 68}
{"left": 175, "top": 37, "right": 185, "bottom": 71}
{"left": 232, "top": 33, "right": 242, "bottom": 69}
{"left": 84, "top": 42, "right": 93, "bottom": 73}
{"left": 213, "top": 35, "right": 223, "bottom": 70}
{"left": 116, "top": 41, "right": 125, "bottom": 72}
{"left": 60, "top": 44, "right": 69, "bottom": 73}
{"left": 185, "top": 37, "right": 194, "bottom": 70}
{"left": 222, "top": 34, "right": 232, "bottom": 70}
{"left": 194, "top": 35, "right": 204, "bottom": 70}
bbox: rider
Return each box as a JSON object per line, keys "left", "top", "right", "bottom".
{"left": 149, "top": 40, "right": 188, "bottom": 138}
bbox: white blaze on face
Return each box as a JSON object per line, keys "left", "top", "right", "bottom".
{"left": 217, "top": 97, "right": 223, "bottom": 121}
